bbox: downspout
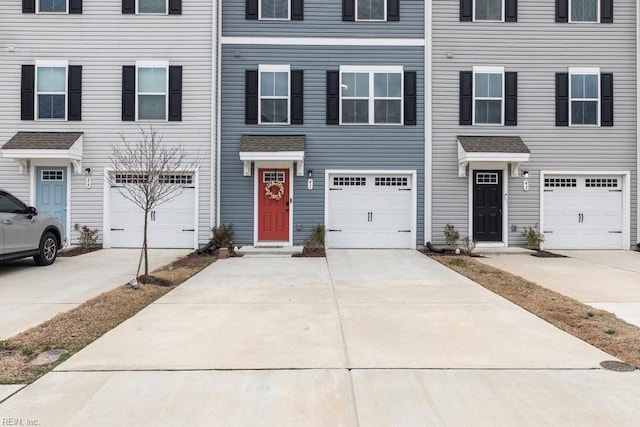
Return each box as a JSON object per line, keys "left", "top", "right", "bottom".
{"left": 424, "top": 0, "right": 433, "bottom": 244}
{"left": 215, "top": 0, "right": 223, "bottom": 227}
{"left": 636, "top": 0, "right": 640, "bottom": 247}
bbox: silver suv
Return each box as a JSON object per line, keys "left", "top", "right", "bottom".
{"left": 0, "top": 190, "right": 63, "bottom": 266}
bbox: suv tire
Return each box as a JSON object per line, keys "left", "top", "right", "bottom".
{"left": 34, "top": 232, "right": 58, "bottom": 266}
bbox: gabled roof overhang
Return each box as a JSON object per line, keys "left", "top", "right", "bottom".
{"left": 239, "top": 134, "right": 306, "bottom": 176}
{"left": 1, "top": 132, "right": 84, "bottom": 174}
{"left": 457, "top": 136, "right": 530, "bottom": 177}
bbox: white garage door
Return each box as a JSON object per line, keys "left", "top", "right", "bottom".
{"left": 326, "top": 174, "right": 413, "bottom": 249}
{"left": 543, "top": 176, "right": 623, "bottom": 249}
{"left": 110, "top": 174, "right": 196, "bottom": 249}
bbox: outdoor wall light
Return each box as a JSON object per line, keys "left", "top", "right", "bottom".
{"left": 84, "top": 167, "right": 91, "bottom": 175}
{"left": 307, "top": 169, "right": 313, "bottom": 178}
{"left": 522, "top": 170, "right": 529, "bottom": 179}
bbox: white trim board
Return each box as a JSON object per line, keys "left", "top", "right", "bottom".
{"left": 221, "top": 37, "right": 426, "bottom": 47}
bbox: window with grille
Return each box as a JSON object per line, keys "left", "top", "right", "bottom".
{"left": 544, "top": 178, "right": 577, "bottom": 188}
{"left": 41, "top": 170, "right": 64, "bottom": 181}
{"left": 333, "top": 176, "right": 367, "bottom": 186}
{"left": 585, "top": 178, "right": 618, "bottom": 188}
{"left": 476, "top": 172, "right": 499, "bottom": 184}
{"left": 375, "top": 176, "right": 408, "bottom": 186}
{"left": 263, "top": 172, "right": 285, "bottom": 182}
{"left": 115, "top": 173, "right": 193, "bottom": 184}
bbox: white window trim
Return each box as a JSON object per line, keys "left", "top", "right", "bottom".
{"left": 258, "top": 0, "right": 291, "bottom": 20}
{"left": 339, "top": 65, "right": 404, "bottom": 126}
{"left": 472, "top": 66, "right": 504, "bottom": 126}
{"left": 135, "top": 60, "right": 169, "bottom": 122}
{"left": 136, "top": 0, "right": 169, "bottom": 15}
{"left": 36, "top": 0, "right": 69, "bottom": 14}
{"left": 35, "top": 60, "right": 69, "bottom": 121}
{"left": 473, "top": 0, "right": 505, "bottom": 22}
{"left": 355, "top": 0, "right": 387, "bottom": 22}
{"left": 568, "top": 0, "right": 600, "bottom": 23}
{"left": 568, "top": 67, "right": 600, "bottom": 127}
{"left": 258, "top": 64, "right": 291, "bottom": 125}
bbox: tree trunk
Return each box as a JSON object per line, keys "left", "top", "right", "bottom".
{"left": 143, "top": 208, "right": 149, "bottom": 276}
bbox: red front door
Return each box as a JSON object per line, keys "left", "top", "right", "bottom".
{"left": 258, "top": 168, "right": 290, "bottom": 241}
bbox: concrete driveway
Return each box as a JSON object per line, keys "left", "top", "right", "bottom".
{"left": 479, "top": 250, "right": 640, "bottom": 327}
{"left": 0, "top": 249, "right": 189, "bottom": 339}
{"left": 1, "top": 250, "right": 638, "bottom": 425}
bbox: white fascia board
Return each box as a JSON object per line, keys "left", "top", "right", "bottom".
{"left": 221, "top": 37, "right": 425, "bottom": 47}
{"left": 239, "top": 151, "right": 305, "bottom": 162}
{"left": 340, "top": 65, "right": 403, "bottom": 73}
{"left": 457, "top": 142, "right": 529, "bottom": 163}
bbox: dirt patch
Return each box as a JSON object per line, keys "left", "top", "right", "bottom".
{"left": 57, "top": 246, "right": 102, "bottom": 257}
{"left": 293, "top": 246, "right": 326, "bottom": 257}
{"left": 0, "top": 252, "right": 214, "bottom": 384}
{"left": 426, "top": 254, "right": 640, "bottom": 369}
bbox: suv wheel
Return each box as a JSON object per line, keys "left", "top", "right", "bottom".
{"left": 34, "top": 232, "right": 58, "bottom": 266}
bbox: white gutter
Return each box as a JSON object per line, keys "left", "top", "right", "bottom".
{"left": 636, "top": 0, "right": 639, "bottom": 246}
{"left": 424, "top": 0, "right": 433, "bottom": 244}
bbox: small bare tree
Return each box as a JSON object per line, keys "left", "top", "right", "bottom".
{"left": 109, "top": 125, "right": 200, "bottom": 279}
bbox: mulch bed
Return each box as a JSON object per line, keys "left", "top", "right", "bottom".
{"left": 531, "top": 250, "right": 568, "bottom": 258}
{"left": 57, "top": 246, "right": 102, "bottom": 257}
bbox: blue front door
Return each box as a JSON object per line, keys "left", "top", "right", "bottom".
{"left": 36, "top": 167, "right": 67, "bottom": 236}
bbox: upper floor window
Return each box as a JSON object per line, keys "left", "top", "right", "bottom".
{"left": 357, "top": 0, "right": 385, "bottom": 21}
{"left": 473, "top": 66, "right": 503, "bottom": 125}
{"left": 260, "top": 0, "right": 289, "bottom": 19}
{"left": 39, "top": 0, "right": 67, "bottom": 13}
{"left": 571, "top": 0, "right": 597, "bottom": 22}
{"left": 259, "top": 65, "right": 290, "bottom": 124}
{"left": 136, "top": 62, "right": 168, "bottom": 120}
{"left": 569, "top": 68, "right": 599, "bottom": 125}
{"left": 36, "top": 62, "right": 68, "bottom": 120}
{"left": 340, "top": 66, "right": 403, "bottom": 125}
{"left": 474, "top": 0, "right": 502, "bottom": 21}
{"left": 122, "top": 0, "right": 181, "bottom": 15}
{"left": 556, "top": 0, "right": 612, "bottom": 23}
{"left": 139, "top": 0, "right": 166, "bottom": 13}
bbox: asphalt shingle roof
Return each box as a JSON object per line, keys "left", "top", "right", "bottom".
{"left": 240, "top": 135, "right": 305, "bottom": 152}
{"left": 2, "top": 132, "right": 83, "bottom": 150}
{"left": 457, "top": 136, "right": 530, "bottom": 154}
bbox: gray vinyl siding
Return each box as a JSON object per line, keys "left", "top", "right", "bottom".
{"left": 0, "top": 1, "right": 214, "bottom": 246}
{"left": 220, "top": 45, "right": 425, "bottom": 245}
{"left": 222, "top": 0, "right": 424, "bottom": 38}
{"left": 431, "top": 0, "right": 637, "bottom": 247}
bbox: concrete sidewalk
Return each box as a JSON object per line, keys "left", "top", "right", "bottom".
{"left": 0, "top": 249, "right": 189, "bottom": 339}
{"left": 1, "top": 250, "right": 638, "bottom": 426}
{"left": 479, "top": 250, "right": 640, "bottom": 327}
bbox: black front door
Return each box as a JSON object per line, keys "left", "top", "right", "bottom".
{"left": 473, "top": 170, "right": 503, "bottom": 242}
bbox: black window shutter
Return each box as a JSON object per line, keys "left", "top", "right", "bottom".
{"left": 68, "top": 66, "right": 82, "bottom": 121}
{"left": 23, "top": 0, "right": 35, "bottom": 13}
{"left": 387, "top": 0, "right": 399, "bottom": 21}
{"left": 460, "top": 0, "right": 472, "bottom": 21}
{"left": 505, "top": 72, "right": 517, "bottom": 126}
{"left": 122, "top": 66, "right": 136, "bottom": 121}
{"left": 601, "top": 73, "right": 613, "bottom": 126}
{"left": 291, "top": 70, "right": 304, "bottom": 125}
{"left": 555, "top": 0, "right": 568, "bottom": 22}
{"left": 123, "top": 0, "right": 135, "bottom": 14}
{"left": 169, "top": 0, "right": 181, "bottom": 14}
{"left": 505, "top": 0, "right": 517, "bottom": 22}
{"left": 404, "top": 71, "right": 417, "bottom": 126}
{"left": 245, "top": 70, "right": 259, "bottom": 124}
{"left": 459, "top": 71, "right": 473, "bottom": 125}
{"left": 343, "top": 0, "right": 355, "bottom": 21}
{"left": 21, "top": 65, "right": 35, "bottom": 121}
{"left": 292, "top": 0, "right": 304, "bottom": 20}
{"left": 169, "top": 66, "right": 182, "bottom": 121}
{"left": 69, "top": 0, "right": 82, "bottom": 13}
{"left": 326, "top": 71, "right": 340, "bottom": 125}
{"left": 601, "top": 0, "right": 613, "bottom": 23}
{"left": 555, "top": 73, "right": 569, "bottom": 126}
{"left": 246, "top": 0, "right": 258, "bottom": 19}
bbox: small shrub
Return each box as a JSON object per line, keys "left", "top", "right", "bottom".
{"left": 521, "top": 226, "right": 545, "bottom": 250}
{"left": 211, "top": 224, "right": 233, "bottom": 250}
{"left": 310, "top": 224, "right": 325, "bottom": 248}
{"left": 79, "top": 225, "right": 99, "bottom": 248}
{"left": 605, "top": 329, "right": 616, "bottom": 335}
{"left": 0, "top": 340, "right": 8, "bottom": 350}
{"left": 21, "top": 347, "right": 34, "bottom": 357}
{"left": 444, "top": 224, "right": 460, "bottom": 248}
{"left": 461, "top": 236, "right": 477, "bottom": 255}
